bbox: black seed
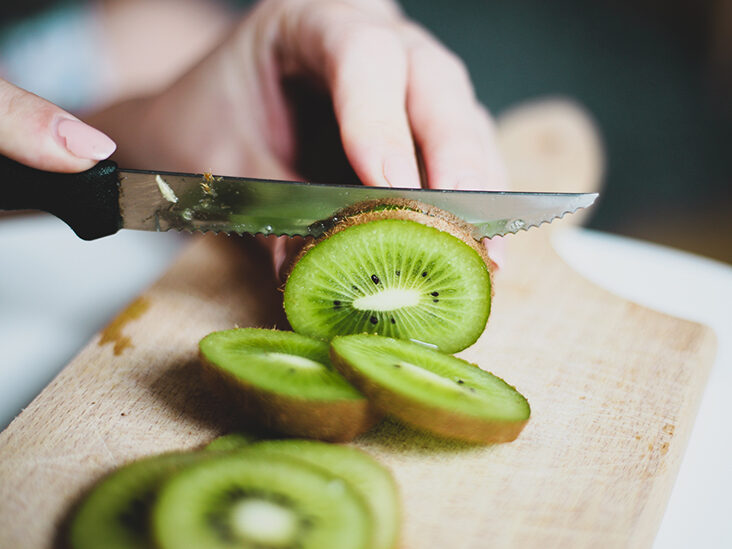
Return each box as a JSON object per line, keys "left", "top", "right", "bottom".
{"left": 352, "top": 285, "right": 359, "bottom": 291}
{"left": 433, "top": 299, "right": 439, "bottom": 303}
{"left": 431, "top": 291, "right": 439, "bottom": 297}
{"left": 390, "top": 318, "right": 396, "bottom": 324}
{"left": 334, "top": 300, "right": 341, "bottom": 306}
{"left": 395, "top": 270, "right": 400, "bottom": 276}
{"left": 393, "top": 364, "right": 401, "bottom": 368}
{"left": 371, "top": 274, "right": 380, "bottom": 285}
{"left": 370, "top": 316, "right": 378, "bottom": 324}
{"left": 422, "top": 271, "right": 428, "bottom": 277}
{"left": 457, "top": 379, "right": 465, "bottom": 384}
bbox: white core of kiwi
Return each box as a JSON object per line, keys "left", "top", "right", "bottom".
{"left": 230, "top": 499, "right": 299, "bottom": 546}
{"left": 262, "top": 352, "right": 323, "bottom": 371}
{"left": 352, "top": 288, "right": 422, "bottom": 312}
{"left": 394, "top": 361, "right": 468, "bottom": 394}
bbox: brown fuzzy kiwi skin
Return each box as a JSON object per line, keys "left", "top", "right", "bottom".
{"left": 286, "top": 199, "right": 496, "bottom": 289}
{"left": 199, "top": 350, "right": 382, "bottom": 443}
{"left": 329, "top": 348, "right": 528, "bottom": 445}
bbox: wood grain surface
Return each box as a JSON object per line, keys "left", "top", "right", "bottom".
{"left": 0, "top": 100, "right": 716, "bottom": 549}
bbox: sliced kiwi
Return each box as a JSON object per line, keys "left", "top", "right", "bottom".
{"left": 330, "top": 334, "right": 530, "bottom": 444}
{"left": 152, "top": 452, "right": 373, "bottom": 549}
{"left": 245, "top": 440, "right": 400, "bottom": 549}
{"left": 199, "top": 328, "right": 378, "bottom": 441}
{"left": 68, "top": 452, "right": 205, "bottom": 549}
{"left": 284, "top": 208, "right": 493, "bottom": 353}
{"left": 204, "top": 432, "right": 259, "bottom": 451}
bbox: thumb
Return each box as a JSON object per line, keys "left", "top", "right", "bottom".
{"left": 0, "top": 78, "right": 116, "bottom": 173}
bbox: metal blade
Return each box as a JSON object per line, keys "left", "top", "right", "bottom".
{"left": 118, "top": 169, "right": 598, "bottom": 239}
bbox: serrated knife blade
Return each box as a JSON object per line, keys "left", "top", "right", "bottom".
{"left": 0, "top": 156, "right": 597, "bottom": 240}
{"left": 119, "top": 169, "right": 597, "bottom": 239}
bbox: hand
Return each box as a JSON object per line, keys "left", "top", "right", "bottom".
{"left": 96, "top": 0, "right": 506, "bottom": 276}
{"left": 0, "top": 78, "right": 116, "bottom": 172}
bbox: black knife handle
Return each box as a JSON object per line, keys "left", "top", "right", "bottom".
{"left": 0, "top": 155, "right": 122, "bottom": 240}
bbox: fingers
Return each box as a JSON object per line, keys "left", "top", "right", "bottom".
{"left": 330, "top": 23, "right": 420, "bottom": 189}
{"left": 401, "top": 24, "right": 507, "bottom": 192}
{"left": 0, "top": 79, "right": 116, "bottom": 172}
{"left": 274, "top": 4, "right": 506, "bottom": 192}
{"left": 275, "top": 2, "right": 421, "bottom": 188}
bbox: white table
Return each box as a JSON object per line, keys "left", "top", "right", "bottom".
{"left": 1, "top": 213, "right": 730, "bottom": 548}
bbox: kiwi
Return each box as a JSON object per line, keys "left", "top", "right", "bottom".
{"left": 68, "top": 452, "right": 205, "bottom": 549}
{"left": 152, "top": 452, "right": 373, "bottom": 549}
{"left": 204, "top": 432, "right": 259, "bottom": 452}
{"left": 330, "top": 334, "right": 530, "bottom": 444}
{"left": 284, "top": 207, "right": 492, "bottom": 353}
{"left": 245, "top": 440, "right": 400, "bottom": 549}
{"left": 199, "top": 328, "right": 378, "bottom": 441}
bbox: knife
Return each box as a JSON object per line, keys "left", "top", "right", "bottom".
{"left": 0, "top": 155, "right": 597, "bottom": 241}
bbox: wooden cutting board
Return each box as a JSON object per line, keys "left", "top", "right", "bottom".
{"left": 0, "top": 101, "right": 716, "bottom": 549}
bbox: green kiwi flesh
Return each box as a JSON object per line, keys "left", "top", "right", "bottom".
{"left": 330, "top": 334, "right": 530, "bottom": 444}
{"left": 69, "top": 452, "right": 204, "bottom": 549}
{"left": 204, "top": 432, "right": 259, "bottom": 451}
{"left": 245, "top": 440, "right": 400, "bottom": 549}
{"left": 199, "top": 328, "right": 378, "bottom": 441}
{"left": 152, "top": 452, "right": 372, "bottom": 549}
{"left": 284, "top": 217, "right": 492, "bottom": 353}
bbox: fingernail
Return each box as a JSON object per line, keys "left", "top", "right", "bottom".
{"left": 383, "top": 154, "right": 421, "bottom": 188}
{"left": 56, "top": 118, "right": 117, "bottom": 160}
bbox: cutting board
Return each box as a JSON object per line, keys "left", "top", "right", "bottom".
{"left": 0, "top": 100, "right": 716, "bottom": 549}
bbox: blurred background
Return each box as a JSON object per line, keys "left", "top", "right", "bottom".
{"left": 1, "top": 0, "right": 730, "bottom": 263}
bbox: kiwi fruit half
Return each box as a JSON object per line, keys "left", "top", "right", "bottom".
{"left": 284, "top": 207, "right": 493, "bottom": 353}
{"left": 152, "top": 452, "right": 372, "bottom": 549}
{"left": 245, "top": 440, "right": 400, "bottom": 549}
{"left": 199, "top": 328, "right": 378, "bottom": 442}
{"left": 68, "top": 452, "right": 204, "bottom": 549}
{"left": 330, "top": 334, "right": 530, "bottom": 443}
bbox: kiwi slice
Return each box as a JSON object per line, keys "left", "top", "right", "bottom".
{"left": 152, "top": 452, "right": 372, "bottom": 549}
{"left": 246, "top": 440, "right": 400, "bottom": 549}
{"left": 68, "top": 452, "right": 204, "bottom": 549}
{"left": 284, "top": 209, "right": 492, "bottom": 353}
{"left": 205, "top": 432, "right": 258, "bottom": 451}
{"left": 199, "top": 328, "right": 378, "bottom": 441}
{"left": 330, "top": 334, "right": 530, "bottom": 443}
